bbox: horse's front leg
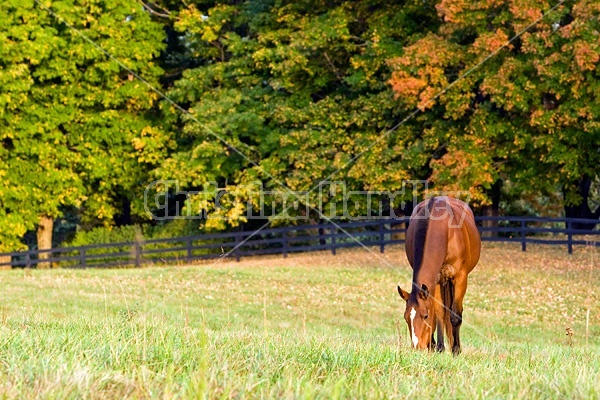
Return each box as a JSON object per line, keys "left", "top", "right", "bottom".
{"left": 434, "top": 284, "right": 445, "bottom": 353}
{"left": 428, "top": 311, "right": 437, "bottom": 351}
{"left": 435, "top": 319, "right": 445, "bottom": 353}
{"left": 429, "top": 332, "right": 436, "bottom": 351}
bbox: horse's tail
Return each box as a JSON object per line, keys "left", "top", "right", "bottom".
{"left": 441, "top": 279, "right": 454, "bottom": 346}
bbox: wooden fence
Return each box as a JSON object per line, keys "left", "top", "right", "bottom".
{"left": 1, "top": 216, "right": 598, "bottom": 269}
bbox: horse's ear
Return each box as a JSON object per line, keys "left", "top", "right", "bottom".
{"left": 419, "top": 284, "right": 429, "bottom": 300}
{"left": 397, "top": 286, "right": 410, "bottom": 301}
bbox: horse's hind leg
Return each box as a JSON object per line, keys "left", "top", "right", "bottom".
{"left": 451, "top": 275, "right": 468, "bottom": 355}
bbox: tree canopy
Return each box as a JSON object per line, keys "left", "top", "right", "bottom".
{"left": 0, "top": 0, "right": 165, "bottom": 253}
{"left": 389, "top": 0, "right": 600, "bottom": 214}
{"left": 0, "top": 0, "right": 598, "bottom": 253}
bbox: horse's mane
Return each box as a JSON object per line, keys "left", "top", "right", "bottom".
{"left": 412, "top": 197, "right": 437, "bottom": 280}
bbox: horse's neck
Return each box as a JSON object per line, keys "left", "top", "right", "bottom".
{"left": 413, "top": 260, "right": 443, "bottom": 289}
{"left": 413, "top": 220, "right": 448, "bottom": 288}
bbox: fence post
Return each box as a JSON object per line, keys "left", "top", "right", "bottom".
{"left": 521, "top": 220, "right": 527, "bottom": 252}
{"left": 331, "top": 226, "right": 336, "bottom": 255}
{"left": 25, "top": 251, "right": 31, "bottom": 269}
{"left": 379, "top": 221, "right": 385, "bottom": 253}
{"left": 282, "top": 230, "right": 288, "bottom": 259}
{"left": 186, "top": 237, "right": 193, "bottom": 263}
{"left": 234, "top": 232, "right": 241, "bottom": 262}
{"left": 567, "top": 219, "right": 573, "bottom": 255}
{"left": 79, "top": 248, "right": 86, "bottom": 268}
{"left": 134, "top": 242, "right": 141, "bottom": 268}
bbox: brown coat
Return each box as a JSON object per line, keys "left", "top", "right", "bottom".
{"left": 398, "top": 196, "right": 481, "bottom": 354}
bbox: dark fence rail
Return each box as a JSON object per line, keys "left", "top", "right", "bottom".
{"left": 0, "top": 216, "right": 598, "bottom": 269}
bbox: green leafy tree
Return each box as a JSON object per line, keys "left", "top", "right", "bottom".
{"left": 0, "top": 0, "right": 166, "bottom": 262}
{"left": 155, "top": 0, "right": 440, "bottom": 227}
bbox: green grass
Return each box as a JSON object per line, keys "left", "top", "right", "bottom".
{"left": 0, "top": 243, "right": 598, "bottom": 398}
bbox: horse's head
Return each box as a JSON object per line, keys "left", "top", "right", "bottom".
{"left": 397, "top": 284, "right": 434, "bottom": 350}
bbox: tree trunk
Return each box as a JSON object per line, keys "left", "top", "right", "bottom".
{"left": 0, "top": 255, "right": 11, "bottom": 270}
{"left": 37, "top": 215, "right": 54, "bottom": 269}
{"left": 564, "top": 176, "right": 600, "bottom": 230}
{"left": 114, "top": 195, "right": 132, "bottom": 226}
{"left": 480, "top": 205, "right": 498, "bottom": 238}
{"left": 481, "top": 180, "right": 502, "bottom": 238}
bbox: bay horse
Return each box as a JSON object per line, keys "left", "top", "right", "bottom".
{"left": 397, "top": 196, "right": 481, "bottom": 355}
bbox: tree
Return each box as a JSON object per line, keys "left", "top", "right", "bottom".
{"left": 388, "top": 0, "right": 600, "bottom": 221}
{"left": 155, "top": 0, "right": 440, "bottom": 227}
{"left": 0, "top": 0, "right": 166, "bottom": 263}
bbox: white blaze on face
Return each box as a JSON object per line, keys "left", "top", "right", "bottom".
{"left": 410, "top": 307, "right": 418, "bottom": 348}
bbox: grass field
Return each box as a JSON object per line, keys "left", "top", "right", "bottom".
{"left": 0, "top": 243, "right": 598, "bottom": 399}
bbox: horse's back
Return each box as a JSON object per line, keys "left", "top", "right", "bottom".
{"left": 406, "top": 197, "right": 481, "bottom": 274}
{"left": 442, "top": 197, "right": 481, "bottom": 274}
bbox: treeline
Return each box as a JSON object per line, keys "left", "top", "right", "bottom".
{"left": 0, "top": 0, "right": 599, "bottom": 259}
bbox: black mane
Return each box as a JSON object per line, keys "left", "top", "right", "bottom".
{"left": 412, "top": 197, "right": 437, "bottom": 284}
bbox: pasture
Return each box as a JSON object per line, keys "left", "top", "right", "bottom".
{"left": 0, "top": 243, "right": 598, "bottom": 399}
